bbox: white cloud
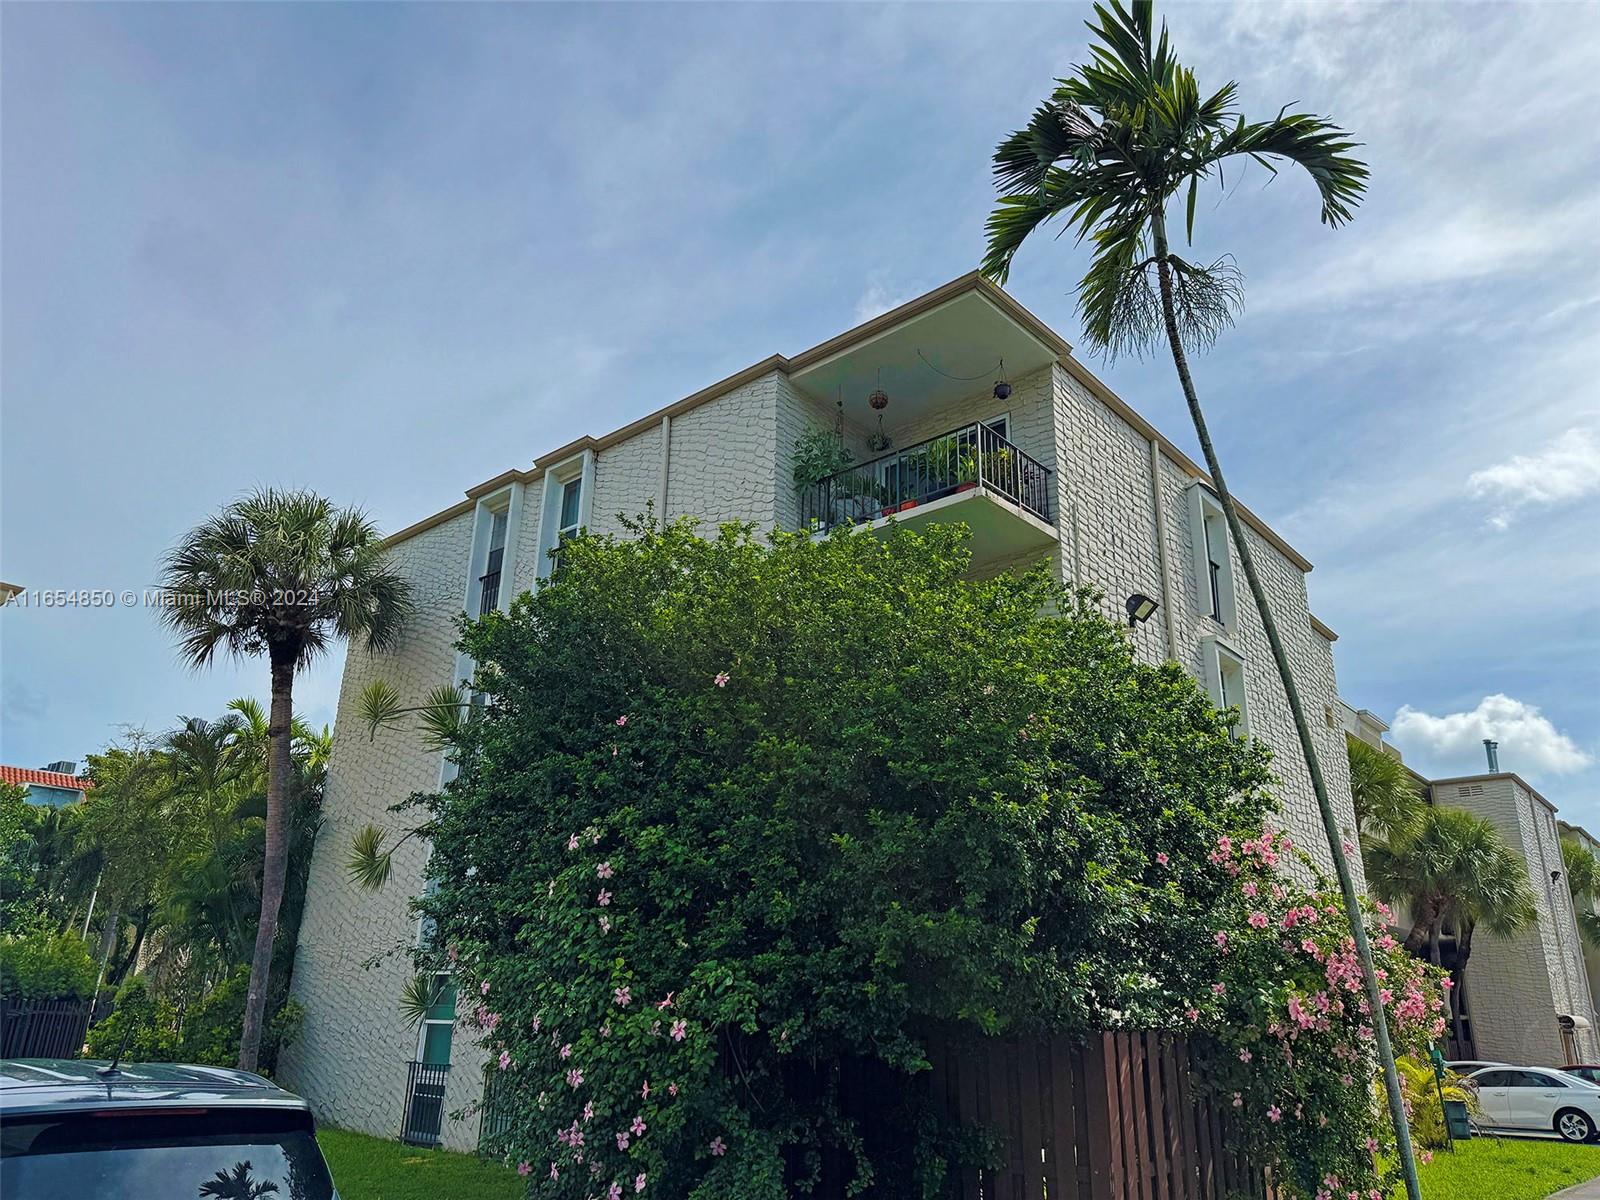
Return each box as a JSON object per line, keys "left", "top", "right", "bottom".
{"left": 1468, "top": 427, "right": 1600, "bottom": 528}
{"left": 853, "top": 279, "right": 915, "bottom": 324}
{"left": 1391, "top": 694, "right": 1593, "bottom": 776}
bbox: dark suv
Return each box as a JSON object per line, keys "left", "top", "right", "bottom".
{"left": 0, "top": 1059, "right": 338, "bottom": 1199}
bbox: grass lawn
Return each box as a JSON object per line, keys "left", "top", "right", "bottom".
{"left": 317, "top": 1127, "right": 522, "bottom": 1200}
{"left": 1414, "top": 1137, "right": 1600, "bottom": 1200}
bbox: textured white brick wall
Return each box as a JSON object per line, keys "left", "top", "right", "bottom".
{"left": 279, "top": 510, "right": 490, "bottom": 1150}
{"left": 1437, "top": 777, "right": 1600, "bottom": 1064}
{"left": 1050, "top": 364, "right": 1358, "bottom": 883}
{"left": 289, "top": 348, "right": 1360, "bottom": 1142}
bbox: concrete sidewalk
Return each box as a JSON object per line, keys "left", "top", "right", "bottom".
{"left": 1548, "top": 1176, "right": 1600, "bottom": 1200}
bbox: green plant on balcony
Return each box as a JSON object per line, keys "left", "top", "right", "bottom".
{"left": 980, "top": 447, "right": 1013, "bottom": 484}
{"left": 793, "top": 427, "right": 855, "bottom": 489}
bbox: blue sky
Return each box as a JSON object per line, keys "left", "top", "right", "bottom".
{"left": 3, "top": 4, "right": 1596, "bottom": 816}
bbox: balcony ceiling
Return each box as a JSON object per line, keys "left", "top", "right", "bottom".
{"left": 790, "top": 290, "right": 1059, "bottom": 427}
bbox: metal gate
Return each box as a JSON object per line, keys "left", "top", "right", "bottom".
{"left": 401, "top": 1060, "right": 450, "bottom": 1145}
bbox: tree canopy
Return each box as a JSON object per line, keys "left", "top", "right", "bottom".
{"left": 357, "top": 518, "right": 1441, "bottom": 1199}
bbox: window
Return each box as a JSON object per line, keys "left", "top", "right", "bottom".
{"left": 477, "top": 510, "right": 509, "bottom": 617}
{"left": 1188, "top": 485, "right": 1237, "bottom": 630}
{"left": 1475, "top": 1070, "right": 1513, "bottom": 1088}
{"left": 553, "top": 477, "right": 583, "bottom": 571}
{"left": 416, "top": 972, "right": 455, "bottom": 1066}
{"left": 1202, "top": 636, "right": 1250, "bottom": 736}
{"left": 980, "top": 414, "right": 1010, "bottom": 442}
{"left": 536, "top": 450, "right": 594, "bottom": 580}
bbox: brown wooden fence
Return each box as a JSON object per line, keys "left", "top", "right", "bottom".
{"left": 926, "top": 1031, "right": 1264, "bottom": 1200}
{"left": 0, "top": 997, "right": 95, "bottom": 1060}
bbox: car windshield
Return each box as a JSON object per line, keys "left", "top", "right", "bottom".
{"left": 0, "top": 1107, "right": 335, "bottom": 1200}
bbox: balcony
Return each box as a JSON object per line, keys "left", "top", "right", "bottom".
{"left": 799, "top": 421, "right": 1057, "bottom": 559}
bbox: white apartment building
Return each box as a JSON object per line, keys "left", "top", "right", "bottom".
{"left": 278, "top": 273, "right": 1359, "bottom": 1149}
{"left": 1342, "top": 706, "right": 1598, "bottom": 1065}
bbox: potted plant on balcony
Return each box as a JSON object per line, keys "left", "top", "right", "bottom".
{"left": 955, "top": 452, "right": 979, "bottom": 494}
{"left": 922, "top": 436, "right": 964, "bottom": 502}
{"left": 793, "top": 427, "right": 855, "bottom": 529}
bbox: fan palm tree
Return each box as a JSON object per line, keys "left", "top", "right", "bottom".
{"left": 1365, "top": 807, "right": 1536, "bottom": 1037}
{"left": 158, "top": 489, "right": 411, "bottom": 1070}
{"left": 1346, "top": 734, "right": 1424, "bottom": 842}
{"left": 1561, "top": 836, "right": 1600, "bottom": 949}
{"left": 977, "top": 0, "right": 1412, "bottom": 1187}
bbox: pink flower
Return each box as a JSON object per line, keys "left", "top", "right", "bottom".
{"left": 631, "top": 1115, "right": 647, "bottom": 1136}
{"left": 566, "top": 1067, "right": 584, "bottom": 1088}
{"left": 641, "top": 1080, "right": 650, "bottom": 1099}
{"left": 1420, "top": 1151, "right": 1433, "bottom": 1164}
{"left": 710, "top": 1136, "right": 727, "bottom": 1156}
{"left": 1231, "top": 1093, "right": 1243, "bottom": 1108}
{"left": 616, "top": 714, "right": 628, "bottom": 727}
{"left": 1212, "top": 982, "right": 1226, "bottom": 996}
{"left": 1155, "top": 852, "right": 1169, "bottom": 866}
{"left": 657, "top": 992, "right": 675, "bottom": 1010}
{"left": 609, "top": 1184, "right": 623, "bottom": 1200}
{"left": 498, "top": 1049, "right": 511, "bottom": 1070}
{"left": 1364, "top": 1138, "right": 1379, "bottom": 1154}
{"left": 635, "top": 1173, "right": 648, "bottom": 1193}
{"left": 550, "top": 1163, "right": 560, "bottom": 1181}
{"left": 668, "top": 1083, "right": 678, "bottom": 1096}
{"left": 598, "top": 861, "right": 614, "bottom": 879}
{"left": 1214, "top": 932, "right": 1229, "bottom": 950}
{"left": 568, "top": 834, "right": 580, "bottom": 851}
{"left": 1267, "top": 1106, "right": 1282, "bottom": 1123}
{"left": 560, "top": 1043, "right": 573, "bottom": 1060}
{"left": 616, "top": 1132, "right": 630, "bottom": 1151}
{"left": 1239, "top": 1049, "right": 1252, "bottom": 1063}
{"left": 517, "top": 1162, "right": 530, "bottom": 1177}
{"left": 671, "top": 1019, "right": 687, "bottom": 1042}
{"left": 600, "top": 915, "right": 611, "bottom": 933}
{"left": 480, "top": 980, "right": 490, "bottom": 995}
{"left": 615, "top": 986, "right": 631, "bottom": 1007}
{"left": 714, "top": 672, "right": 730, "bottom": 687}
{"left": 598, "top": 889, "right": 612, "bottom": 906}
{"left": 1248, "top": 911, "right": 1269, "bottom": 929}
{"left": 1184, "top": 1008, "right": 1200, "bottom": 1023}
{"left": 583, "top": 1101, "right": 594, "bottom": 1120}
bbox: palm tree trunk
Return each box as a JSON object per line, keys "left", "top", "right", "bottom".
{"left": 1150, "top": 213, "right": 1422, "bottom": 1200}
{"left": 239, "top": 651, "right": 295, "bottom": 1072}
{"left": 1402, "top": 897, "right": 1436, "bottom": 954}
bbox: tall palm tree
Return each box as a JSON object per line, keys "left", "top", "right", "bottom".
{"left": 1346, "top": 734, "right": 1424, "bottom": 842}
{"left": 1365, "top": 807, "right": 1536, "bottom": 1034}
{"left": 976, "top": 1, "right": 1413, "bottom": 1188}
{"left": 158, "top": 489, "right": 411, "bottom": 1070}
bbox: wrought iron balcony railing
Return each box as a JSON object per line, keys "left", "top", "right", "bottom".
{"left": 800, "top": 420, "right": 1052, "bottom": 534}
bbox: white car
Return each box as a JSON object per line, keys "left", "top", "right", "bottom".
{"left": 1466, "top": 1065, "right": 1600, "bottom": 1142}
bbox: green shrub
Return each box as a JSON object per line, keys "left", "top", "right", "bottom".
{"left": 1396, "top": 1054, "right": 1475, "bottom": 1150}
{"left": 177, "top": 966, "right": 249, "bottom": 1067}
{"left": 85, "top": 975, "right": 180, "bottom": 1062}
{"left": 0, "top": 930, "right": 98, "bottom": 1000}
{"left": 365, "top": 519, "right": 1444, "bottom": 1200}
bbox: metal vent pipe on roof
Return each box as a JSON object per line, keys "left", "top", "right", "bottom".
{"left": 1483, "top": 739, "right": 1500, "bottom": 772}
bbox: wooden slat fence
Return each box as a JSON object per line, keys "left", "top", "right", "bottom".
{"left": 926, "top": 1031, "right": 1266, "bottom": 1200}
{"left": 0, "top": 997, "right": 94, "bottom": 1060}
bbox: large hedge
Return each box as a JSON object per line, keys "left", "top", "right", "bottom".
{"left": 377, "top": 518, "right": 1440, "bottom": 1199}
{"left": 0, "top": 930, "right": 98, "bottom": 1001}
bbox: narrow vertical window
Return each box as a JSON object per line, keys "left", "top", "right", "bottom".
{"left": 477, "top": 510, "right": 508, "bottom": 617}
{"left": 553, "top": 476, "right": 584, "bottom": 572}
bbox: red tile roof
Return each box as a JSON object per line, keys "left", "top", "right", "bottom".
{"left": 0, "top": 765, "right": 91, "bottom": 792}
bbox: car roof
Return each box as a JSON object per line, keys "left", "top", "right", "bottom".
{"left": 0, "top": 1059, "right": 310, "bottom": 1118}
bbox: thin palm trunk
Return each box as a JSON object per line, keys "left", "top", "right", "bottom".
{"left": 1402, "top": 897, "right": 1436, "bottom": 954}
{"left": 238, "top": 652, "right": 294, "bottom": 1071}
{"left": 1151, "top": 213, "right": 1422, "bottom": 1200}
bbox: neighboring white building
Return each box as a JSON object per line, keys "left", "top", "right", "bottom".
{"left": 1341, "top": 707, "right": 1599, "bottom": 1065}
{"left": 279, "top": 273, "right": 1359, "bottom": 1149}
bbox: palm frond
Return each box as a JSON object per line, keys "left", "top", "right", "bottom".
{"left": 418, "top": 684, "right": 473, "bottom": 752}
{"left": 346, "top": 824, "right": 394, "bottom": 891}
{"left": 398, "top": 972, "right": 441, "bottom": 1026}
{"left": 357, "top": 680, "right": 405, "bottom": 741}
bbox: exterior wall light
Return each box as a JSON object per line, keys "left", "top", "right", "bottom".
{"left": 1125, "top": 593, "right": 1159, "bottom": 627}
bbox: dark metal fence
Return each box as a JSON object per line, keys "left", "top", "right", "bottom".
{"left": 478, "top": 1064, "right": 518, "bottom": 1155}
{"left": 0, "top": 997, "right": 94, "bottom": 1059}
{"left": 401, "top": 1060, "right": 451, "bottom": 1146}
{"left": 801, "top": 420, "right": 1052, "bottom": 534}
